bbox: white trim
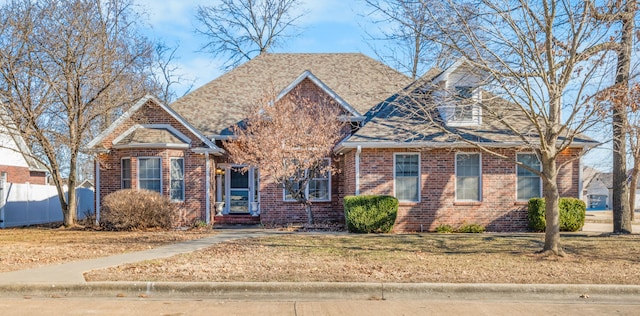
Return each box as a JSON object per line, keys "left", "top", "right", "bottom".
{"left": 515, "top": 153, "right": 542, "bottom": 201}
{"left": 169, "top": 157, "right": 185, "bottom": 202}
{"left": 282, "top": 158, "right": 332, "bottom": 202}
{"left": 431, "top": 59, "right": 467, "bottom": 85}
{"left": 205, "top": 155, "right": 211, "bottom": 224}
{"left": 111, "top": 124, "right": 192, "bottom": 146}
{"left": 95, "top": 159, "right": 100, "bottom": 225}
{"left": 86, "top": 95, "right": 222, "bottom": 154}
{"left": 393, "top": 153, "right": 421, "bottom": 202}
{"left": 121, "top": 157, "right": 131, "bottom": 189}
{"left": 113, "top": 143, "right": 190, "bottom": 149}
{"left": 454, "top": 152, "right": 482, "bottom": 202}
{"left": 355, "top": 146, "right": 361, "bottom": 196}
{"left": 276, "top": 70, "right": 363, "bottom": 119}
{"left": 578, "top": 157, "right": 583, "bottom": 200}
{"left": 334, "top": 140, "right": 598, "bottom": 153}
{"left": 137, "top": 156, "right": 162, "bottom": 194}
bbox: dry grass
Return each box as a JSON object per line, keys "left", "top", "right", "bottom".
{"left": 85, "top": 232, "right": 640, "bottom": 284}
{"left": 0, "top": 227, "right": 214, "bottom": 273}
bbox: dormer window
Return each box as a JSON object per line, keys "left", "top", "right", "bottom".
{"left": 445, "top": 86, "right": 480, "bottom": 126}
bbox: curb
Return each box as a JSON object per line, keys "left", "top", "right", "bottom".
{"left": 1, "top": 282, "right": 639, "bottom": 300}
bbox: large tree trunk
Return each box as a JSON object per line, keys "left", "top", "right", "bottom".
{"left": 612, "top": 0, "right": 635, "bottom": 234}
{"left": 629, "top": 160, "right": 639, "bottom": 222}
{"left": 542, "top": 158, "right": 561, "bottom": 255}
{"left": 64, "top": 151, "right": 78, "bottom": 227}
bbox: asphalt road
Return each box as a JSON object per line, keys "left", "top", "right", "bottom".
{"left": 3, "top": 296, "right": 639, "bottom": 316}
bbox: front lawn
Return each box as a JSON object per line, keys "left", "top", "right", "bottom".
{"left": 0, "top": 227, "right": 214, "bottom": 273}
{"left": 84, "top": 233, "right": 640, "bottom": 284}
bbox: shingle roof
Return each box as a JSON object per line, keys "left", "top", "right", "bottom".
{"left": 170, "top": 53, "right": 412, "bottom": 137}
{"left": 114, "top": 127, "right": 187, "bottom": 146}
{"left": 341, "top": 70, "right": 597, "bottom": 148}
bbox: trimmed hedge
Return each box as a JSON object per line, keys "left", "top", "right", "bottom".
{"left": 528, "top": 197, "right": 586, "bottom": 232}
{"left": 101, "top": 189, "right": 175, "bottom": 230}
{"left": 344, "top": 195, "right": 398, "bottom": 233}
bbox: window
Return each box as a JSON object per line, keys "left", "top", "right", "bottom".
{"left": 283, "top": 158, "right": 331, "bottom": 202}
{"left": 121, "top": 158, "right": 131, "bottom": 189}
{"left": 448, "top": 86, "right": 479, "bottom": 124}
{"left": 395, "top": 153, "right": 420, "bottom": 202}
{"left": 456, "top": 153, "right": 481, "bottom": 201}
{"left": 138, "top": 157, "right": 161, "bottom": 193}
{"left": 517, "top": 153, "right": 541, "bottom": 200}
{"left": 170, "top": 158, "right": 184, "bottom": 201}
{"left": 309, "top": 160, "right": 330, "bottom": 201}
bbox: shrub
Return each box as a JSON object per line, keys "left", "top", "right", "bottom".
{"left": 527, "top": 197, "right": 586, "bottom": 232}
{"left": 559, "top": 198, "right": 587, "bottom": 232}
{"left": 101, "top": 189, "right": 175, "bottom": 230}
{"left": 435, "top": 224, "right": 455, "bottom": 233}
{"left": 527, "top": 198, "right": 546, "bottom": 232}
{"left": 344, "top": 195, "right": 398, "bottom": 233}
{"left": 457, "top": 223, "right": 486, "bottom": 233}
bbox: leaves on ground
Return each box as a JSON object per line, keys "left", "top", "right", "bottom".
{"left": 84, "top": 233, "right": 640, "bottom": 284}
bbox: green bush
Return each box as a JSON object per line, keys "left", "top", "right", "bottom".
{"left": 527, "top": 197, "right": 586, "bottom": 232}
{"left": 344, "top": 195, "right": 398, "bottom": 233}
{"left": 102, "top": 189, "right": 175, "bottom": 230}
{"left": 527, "top": 198, "right": 546, "bottom": 232}
{"left": 436, "top": 224, "right": 455, "bottom": 233}
{"left": 559, "top": 198, "right": 587, "bottom": 232}
{"left": 457, "top": 223, "right": 486, "bottom": 233}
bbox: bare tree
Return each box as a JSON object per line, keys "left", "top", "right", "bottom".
{"left": 0, "top": 0, "right": 154, "bottom": 227}
{"left": 590, "top": 1, "right": 637, "bottom": 234}
{"left": 152, "top": 43, "right": 195, "bottom": 105}
{"left": 388, "top": 0, "right": 616, "bottom": 255}
{"left": 224, "top": 90, "right": 347, "bottom": 224}
{"left": 195, "top": 0, "right": 304, "bottom": 70}
{"left": 628, "top": 91, "right": 640, "bottom": 221}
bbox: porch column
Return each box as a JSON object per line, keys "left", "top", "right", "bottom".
{"left": 205, "top": 154, "right": 211, "bottom": 224}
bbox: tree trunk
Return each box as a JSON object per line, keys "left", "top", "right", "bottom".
{"left": 612, "top": 0, "right": 635, "bottom": 234}
{"left": 630, "top": 161, "right": 639, "bottom": 222}
{"left": 542, "top": 158, "right": 561, "bottom": 255}
{"left": 64, "top": 150, "right": 78, "bottom": 227}
{"left": 305, "top": 203, "right": 314, "bottom": 225}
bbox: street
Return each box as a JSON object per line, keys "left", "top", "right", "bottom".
{"left": 3, "top": 296, "right": 639, "bottom": 316}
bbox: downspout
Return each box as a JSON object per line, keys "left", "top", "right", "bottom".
{"left": 578, "top": 154, "right": 583, "bottom": 201}
{"left": 95, "top": 159, "right": 100, "bottom": 225}
{"left": 355, "top": 145, "right": 361, "bottom": 195}
{"left": 205, "top": 154, "right": 211, "bottom": 224}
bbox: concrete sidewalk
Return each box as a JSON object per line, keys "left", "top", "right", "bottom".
{"left": 582, "top": 210, "right": 640, "bottom": 233}
{"left": 0, "top": 228, "right": 275, "bottom": 284}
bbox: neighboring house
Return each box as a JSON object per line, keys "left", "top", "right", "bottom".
{"left": 88, "top": 53, "right": 593, "bottom": 231}
{"left": 584, "top": 170, "right": 640, "bottom": 211}
{"left": 0, "top": 119, "right": 47, "bottom": 185}
{"left": 584, "top": 172, "right": 611, "bottom": 210}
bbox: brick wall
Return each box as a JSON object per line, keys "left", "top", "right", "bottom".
{"left": 258, "top": 157, "right": 345, "bottom": 224}
{"left": 0, "top": 165, "right": 47, "bottom": 184}
{"left": 96, "top": 100, "right": 210, "bottom": 227}
{"left": 344, "top": 147, "right": 583, "bottom": 232}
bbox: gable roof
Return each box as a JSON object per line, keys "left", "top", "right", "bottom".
{"left": 0, "top": 107, "right": 48, "bottom": 172}
{"left": 338, "top": 64, "right": 598, "bottom": 150}
{"left": 112, "top": 125, "right": 190, "bottom": 149}
{"left": 277, "top": 70, "right": 362, "bottom": 119}
{"left": 87, "top": 95, "right": 222, "bottom": 153}
{"left": 170, "top": 53, "right": 412, "bottom": 137}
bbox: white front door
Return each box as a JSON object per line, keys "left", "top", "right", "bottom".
{"left": 217, "top": 166, "right": 259, "bottom": 215}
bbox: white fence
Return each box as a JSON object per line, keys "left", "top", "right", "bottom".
{"left": 0, "top": 180, "right": 94, "bottom": 228}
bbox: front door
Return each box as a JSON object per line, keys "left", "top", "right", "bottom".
{"left": 216, "top": 166, "right": 259, "bottom": 215}
{"left": 229, "top": 168, "right": 249, "bottom": 213}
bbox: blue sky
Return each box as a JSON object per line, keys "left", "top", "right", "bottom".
{"left": 138, "top": 0, "right": 378, "bottom": 96}
{"left": 136, "top": 0, "right": 612, "bottom": 171}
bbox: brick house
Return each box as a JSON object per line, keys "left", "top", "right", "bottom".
{"left": 0, "top": 118, "right": 47, "bottom": 185}
{"left": 88, "top": 54, "right": 595, "bottom": 231}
